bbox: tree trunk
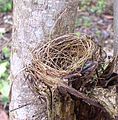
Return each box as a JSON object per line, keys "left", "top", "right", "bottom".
{"left": 114, "top": 0, "right": 118, "bottom": 118}
{"left": 114, "top": 0, "right": 118, "bottom": 56}
{"left": 10, "top": 0, "right": 79, "bottom": 120}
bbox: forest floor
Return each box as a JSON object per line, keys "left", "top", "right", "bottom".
{"left": 0, "top": 2, "right": 114, "bottom": 120}
{"left": 76, "top": 3, "right": 113, "bottom": 59}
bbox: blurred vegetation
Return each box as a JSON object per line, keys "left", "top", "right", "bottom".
{"left": 0, "top": 0, "right": 13, "bottom": 12}
{"left": 0, "top": 47, "right": 10, "bottom": 105}
{"left": 76, "top": 16, "right": 92, "bottom": 28}
{"left": 0, "top": 0, "right": 12, "bottom": 104}
{"left": 76, "top": 0, "right": 106, "bottom": 38}
{"left": 80, "top": 0, "right": 106, "bottom": 15}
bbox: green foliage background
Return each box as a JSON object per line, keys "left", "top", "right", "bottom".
{"left": 0, "top": 47, "right": 10, "bottom": 104}
{"left": 0, "top": 0, "right": 12, "bottom": 105}
{"left": 80, "top": 0, "right": 106, "bottom": 15}
{"left": 0, "top": 0, "right": 13, "bottom": 12}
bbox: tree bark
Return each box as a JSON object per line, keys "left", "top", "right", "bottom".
{"left": 114, "top": 0, "right": 118, "bottom": 118}
{"left": 114, "top": 0, "right": 118, "bottom": 56}
{"left": 10, "top": 0, "right": 79, "bottom": 120}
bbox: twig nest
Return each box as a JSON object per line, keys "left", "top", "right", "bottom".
{"left": 33, "top": 34, "right": 98, "bottom": 73}
{"left": 27, "top": 33, "right": 100, "bottom": 87}
{"left": 25, "top": 33, "right": 117, "bottom": 119}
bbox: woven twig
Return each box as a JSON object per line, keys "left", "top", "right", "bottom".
{"left": 26, "top": 33, "right": 101, "bottom": 90}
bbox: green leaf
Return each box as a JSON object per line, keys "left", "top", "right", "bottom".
{"left": 0, "top": 80, "right": 10, "bottom": 97}
{"left": 76, "top": 32, "right": 81, "bottom": 37}
{"left": 0, "top": 0, "right": 13, "bottom": 12}
{"left": 0, "top": 62, "right": 8, "bottom": 77}
{"left": 6, "top": 2, "right": 13, "bottom": 11}
{"left": 2, "top": 96, "right": 9, "bottom": 104}
{"left": 2, "top": 47, "right": 10, "bottom": 58}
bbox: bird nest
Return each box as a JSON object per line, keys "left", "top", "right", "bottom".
{"left": 26, "top": 33, "right": 101, "bottom": 89}
{"left": 25, "top": 33, "right": 118, "bottom": 119}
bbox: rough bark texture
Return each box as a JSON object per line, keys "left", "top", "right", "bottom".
{"left": 114, "top": 0, "right": 118, "bottom": 56}
{"left": 10, "top": 0, "right": 79, "bottom": 120}
{"left": 114, "top": 0, "right": 118, "bottom": 118}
